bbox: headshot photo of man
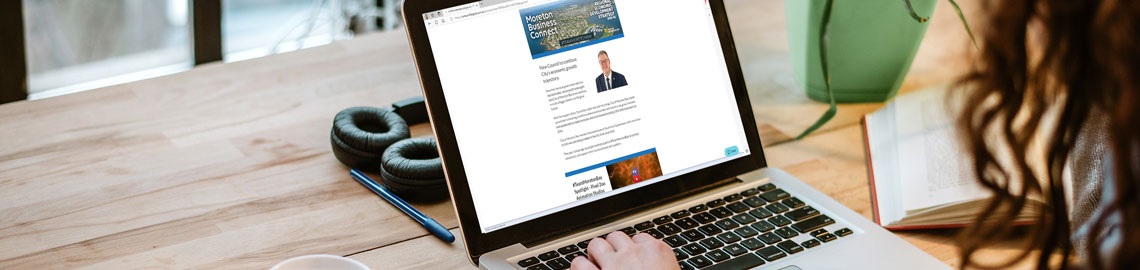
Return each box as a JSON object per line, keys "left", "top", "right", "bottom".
{"left": 595, "top": 50, "right": 628, "bottom": 93}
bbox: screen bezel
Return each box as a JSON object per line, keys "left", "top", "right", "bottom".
{"left": 402, "top": 0, "right": 767, "bottom": 263}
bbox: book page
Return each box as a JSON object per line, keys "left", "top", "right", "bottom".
{"left": 893, "top": 87, "right": 986, "bottom": 212}
{"left": 866, "top": 100, "right": 904, "bottom": 225}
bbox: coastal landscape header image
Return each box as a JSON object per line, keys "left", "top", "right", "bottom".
{"left": 520, "top": 0, "right": 624, "bottom": 59}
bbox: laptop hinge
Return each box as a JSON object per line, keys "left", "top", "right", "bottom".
{"left": 521, "top": 176, "right": 742, "bottom": 247}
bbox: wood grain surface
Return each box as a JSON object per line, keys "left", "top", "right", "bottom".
{"left": 0, "top": 0, "right": 1026, "bottom": 269}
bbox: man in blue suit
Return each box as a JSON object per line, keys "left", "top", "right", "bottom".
{"left": 595, "top": 50, "right": 628, "bottom": 93}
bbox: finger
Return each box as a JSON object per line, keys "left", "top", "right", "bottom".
{"left": 586, "top": 237, "right": 616, "bottom": 261}
{"left": 631, "top": 233, "right": 671, "bottom": 254}
{"left": 605, "top": 231, "right": 635, "bottom": 251}
{"left": 570, "top": 256, "right": 600, "bottom": 270}
{"left": 630, "top": 232, "right": 656, "bottom": 243}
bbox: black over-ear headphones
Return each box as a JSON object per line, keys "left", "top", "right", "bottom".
{"left": 330, "top": 97, "right": 447, "bottom": 201}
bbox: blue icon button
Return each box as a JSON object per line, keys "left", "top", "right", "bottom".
{"left": 724, "top": 146, "right": 739, "bottom": 157}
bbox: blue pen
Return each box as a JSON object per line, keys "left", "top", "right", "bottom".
{"left": 349, "top": 169, "right": 455, "bottom": 243}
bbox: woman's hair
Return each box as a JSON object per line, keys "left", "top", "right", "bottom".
{"left": 955, "top": 0, "right": 1139, "bottom": 269}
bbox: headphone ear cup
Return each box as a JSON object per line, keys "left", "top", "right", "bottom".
{"left": 379, "top": 165, "right": 449, "bottom": 201}
{"left": 331, "top": 107, "right": 411, "bottom": 172}
{"left": 379, "top": 137, "right": 447, "bottom": 201}
{"left": 330, "top": 130, "right": 384, "bottom": 171}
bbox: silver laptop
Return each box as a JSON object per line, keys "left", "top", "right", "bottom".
{"left": 402, "top": 0, "right": 948, "bottom": 269}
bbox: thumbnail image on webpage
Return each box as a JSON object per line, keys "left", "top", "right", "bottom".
{"left": 521, "top": 0, "right": 624, "bottom": 59}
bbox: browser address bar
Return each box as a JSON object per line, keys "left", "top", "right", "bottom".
{"left": 448, "top": 0, "right": 538, "bottom": 21}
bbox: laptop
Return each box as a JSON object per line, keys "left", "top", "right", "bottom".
{"left": 402, "top": 0, "right": 949, "bottom": 269}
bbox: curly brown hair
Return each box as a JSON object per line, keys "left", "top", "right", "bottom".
{"left": 955, "top": 0, "right": 1139, "bottom": 269}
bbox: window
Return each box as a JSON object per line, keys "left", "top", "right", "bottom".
{"left": 23, "top": 0, "right": 192, "bottom": 99}
{"left": 223, "top": 0, "right": 385, "bottom": 62}
{"left": 15, "top": 0, "right": 400, "bottom": 101}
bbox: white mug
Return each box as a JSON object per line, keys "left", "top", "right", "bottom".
{"left": 270, "top": 254, "right": 370, "bottom": 270}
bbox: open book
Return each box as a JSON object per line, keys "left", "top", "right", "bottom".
{"left": 862, "top": 86, "right": 1036, "bottom": 230}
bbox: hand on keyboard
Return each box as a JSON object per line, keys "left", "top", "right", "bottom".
{"left": 570, "top": 231, "right": 680, "bottom": 270}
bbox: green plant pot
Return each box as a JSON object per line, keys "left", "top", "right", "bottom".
{"left": 786, "top": 0, "right": 936, "bottom": 103}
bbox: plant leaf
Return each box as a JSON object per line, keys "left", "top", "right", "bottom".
{"left": 947, "top": 0, "right": 979, "bottom": 49}
{"left": 796, "top": 0, "right": 838, "bottom": 140}
{"left": 902, "top": 0, "right": 929, "bottom": 23}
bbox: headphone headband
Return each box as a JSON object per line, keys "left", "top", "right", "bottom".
{"left": 391, "top": 96, "right": 429, "bottom": 126}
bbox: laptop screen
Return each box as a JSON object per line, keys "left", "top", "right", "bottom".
{"left": 422, "top": 0, "right": 751, "bottom": 233}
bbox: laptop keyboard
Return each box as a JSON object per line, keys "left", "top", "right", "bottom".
{"left": 515, "top": 182, "right": 854, "bottom": 270}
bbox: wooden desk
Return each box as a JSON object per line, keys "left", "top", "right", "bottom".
{"left": 1, "top": 0, "right": 1010, "bottom": 269}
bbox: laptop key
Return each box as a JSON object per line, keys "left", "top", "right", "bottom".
{"left": 683, "top": 243, "right": 708, "bottom": 255}
{"left": 743, "top": 196, "right": 766, "bottom": 208}
{"left": 731, "top": 213, "right": 757, "bottom": 225}
{"left": 692, "top": 212, "right": 717, "bottom": 224}
{"left": 545, "top": 258, "right": 571, "bottom": 270}
{"left": 836, "top": 228, "right": 854, "bottom": 237}
{"left": 723, "top": 243, "right": 748, "bottom": 256}
{"left": 688, "top": 204, "right": 708, "bottom": 213}
{"left": 702, "top": 253, "right": 765, "bottom": 270}
{"left": 760, "top": 189, "right": 791, "bottom": 202}
{"left": 699, "top": 237, "right": 725, "bottom": 249}
{"left": 758, "top": 232, "right": 782, "bottom": 245}
{"left": 675, "top": 218, "right": 700, "bottom": 230}
{"left": 768, "top": 215, "right": 793, "bottom": 227}
{"left": 698, "top": 224, "right": 723, "bottom": 236}
{"left": 686, "top": 255, "right": 713, "bottom": 268}
{"left": 671, "top": 209, "right": 691, "bottom": 219}
{"left": 681, "top": 230, "right": 705, "bottom": 241}
{"left": 716, "top": 232, "right": 741, "bottom": 243}
{"left": 726, "top": 202, "right": 751, "bottom": 213}
{"left": 618, "top": 227, "right": 636, "bottom": 236}
{"left": 784, "top": 206, "right": 820, "bottom": 222}
{"left": 664, "top": 235, "right": 689, "bottom": 247}
{"left": 818, "top": 233, "right": 838, "bottom": 242}
{"left": 741, "top": 187, "right": 760, "bottom": 197}
{"left": 538, "top": 250, "right": 560, "bottom": 261}
{"left": 758, "top": 183, "right": 777, "bottom": 192}
{"left": 643, "top": 228, "right": 665, "bottom": 239}
{"left": 774, "top": 227, "right": 799, "bottom": 238}
{"left": 673, "top": 248, "right": 689, "bottom": 260}
{"left": 679, "top": 261, "right": 696, "bottom": 270}
{"left": 652, "top": 215, "right": 673, "bottom": 225}
{"left": 714, "top": 219, "right": 740, "bottom": 230}
{"left": 748, "top": 208, "right": 774, "bottom": 219}
{"left": 706, "top": 198, "right": 725, "bottom": 208}
{"left": 777, "top": 240, "right": 805, "bottom": 254}
{"left": 782, "top": 197, "right": 806, "bottom": 208}
{"left": 518, "top": 257, "right": 540, "bottom": 268}
{"left": 634, "top": 221, "right": 655, "bottom": 231}
{"left": 709, "top": 207, "right": 734, "bottom": 218}
{"left": 740, "top": 238, "right": 765, "bottom": 250}
{"left": 577, "top": 239, "right": 591, "bottom": 249}
{"left": 658, "top": 223, "right": 683, "bottom": 235}
{"left": 527, "top": 264, "right": 552, "bottom": 270}
{"left": 756, "top": 246, "right": 787, "bottom": 261}
{"left": 557, "top": 245, "right": 578, "bottom": 255}
{"left": 564, "top": 252, "right": 586, "bottom": 262}
{"left": 810, "top": 229, "right": 829, "bottom": 237}
{"left": 705, "top": 249, "right": 731, "bottom": 262}
{"left": 723, "top": 193, "right": 742, "bottom": 202}
{"left": 792, "top": 215, "right": 836, "bottom": 233}
{"left": 765, "top": 203, "right": 789, "bottom": 213}
{"left": 734, "top": 226, "right": 759, "bottom": 238}
{"left": 801, "top": 239, "right": 821, "bottom": 248}
{"left": 750, "top": 220, "right": 775, "bottom": 232}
